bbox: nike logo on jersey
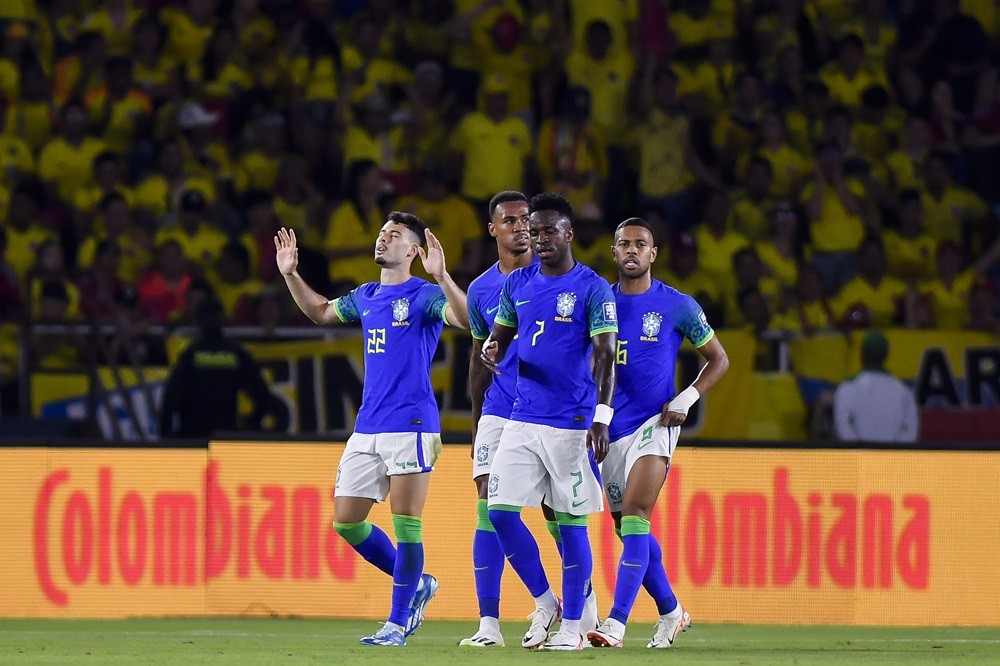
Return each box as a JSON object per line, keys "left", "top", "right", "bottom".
{"left": 362, "top": 309, "right": 371, "bottom": 316}
{"left": 486, "top": 305, "right": 500, "bottom": 315}
{"left": 515, "top": 299, "right": 531, "bottom": 306}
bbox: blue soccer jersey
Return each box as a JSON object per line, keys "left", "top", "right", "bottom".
{"left": 609, "top": 279, "right": 714, "bottom": 441}
{"left": 467, "top": 257, "right": 539, "bottom": 419}
{"left": 332, "top": 277, "right": 449, "bottom": 433}
{"left": 495, "top": 261, "right": 618, "bottom": 430}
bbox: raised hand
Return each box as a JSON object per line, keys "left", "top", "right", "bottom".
{"left": 274, "top": 227, "right": 299, "bottom": 276}
{"left": 416, "top": 228, "right": 447, "bottom": 280}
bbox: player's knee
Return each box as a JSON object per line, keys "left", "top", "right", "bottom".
{"left": 333, "top": 520, "right": 372, "bottom": 546}
{"left": 487, "top": 505, "right": 521, "bottom": 533}
{"left": 620, "top": 504, "right": 654, "bottom": 522}
{"left": 474, "top": 476, "right": 489, "bottom": 499}
{"left": 391, "top": 514, "right": 423, "bottom": 543}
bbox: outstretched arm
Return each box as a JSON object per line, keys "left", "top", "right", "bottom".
{"left": 418, "top": 229, "right": 469, "bottom": 329}
{"left": 588, "top": 331, "right": 617, "bottom": 463}
{"left": 275, "top": 228, "right": 342, "bottom": 325}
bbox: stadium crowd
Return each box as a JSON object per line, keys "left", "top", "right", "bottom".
{"left": 1, "top": 0, "right": 999, "bottom": 415}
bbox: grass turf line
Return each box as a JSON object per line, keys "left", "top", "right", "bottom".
{"left": 1, "top": 619, "right": 998, "bottom": 664}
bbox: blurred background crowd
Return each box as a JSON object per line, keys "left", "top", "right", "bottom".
{"left": 1, "top": 0, "right": 999, "bottom": 417}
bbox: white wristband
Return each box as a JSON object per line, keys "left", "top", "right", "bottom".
{"left": 594, "top": 404, "right": 614, "bottom": 426}
{"left": 666, "top": 386, "right": 700, "bottom": 416}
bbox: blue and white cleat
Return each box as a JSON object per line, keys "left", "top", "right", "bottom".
{"left": 404, "top": 573, "right": 439, "bottom": 637}
{"left": 360, "top": 623, "right": 406, "bottom": 646}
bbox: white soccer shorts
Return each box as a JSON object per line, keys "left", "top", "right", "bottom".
{"left": 472, "top": 415, "right": 507, "bottom": 480}
{"left": 335, "top": 431, "right": 442, "bottom": 502}
{"left": 603, "top": 414, "right": 679, "bottom": 513}
{"left": 487, "top": 420, "right": 604, "bottom": 515}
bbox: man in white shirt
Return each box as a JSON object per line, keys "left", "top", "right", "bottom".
{"left": 834, "top": 331, "right": 919, "bottom": 442}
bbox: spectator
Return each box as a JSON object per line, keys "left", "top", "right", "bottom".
{"left": 134, "top": 136, "right": 216, "bottom": 219}
{"left": 791, "top": 263, "right": 838, "bottom": 335}
{"left": 37, "top": 100, "right": 107, "bottom": 205}
{"left": 209, "top": 241, "right": 263, "bottom": 320}
{"left": 731, "top": 156, "right": 776, "bottom": 242}
{"left": 833, "top": 331, "right": 919, "bottom": 442}
{"left": 654, "top": 230, "right": 720, "bottom": 321}
{"left": 28, "top": 280, "right": 83, "bottom": 370}
{"left": 919, "top": 238, "right": 1000, "bottom": 328}
{"left": 26, "top": 240, "right": 80, "bottom": 321}
{"left": 159, "top": 297, "right": 287, "bottom": 438}
{"left": 754, "top": 109, "right": 810, "bottom": 201}
{"left": 694, "top": 189, "right": 750, "bottom": 290}
{"left": 833, "top": 236, "right": 908, "bottom": 328}
{"left": 883, "top": 190, "right": 937, "bottom": 284}
{"left": 756, "top": 201, "right": 803, "bottom": 291}
{"left": 448, "top": 73, "right": 532, "bottom": 210}
{"left": 153, "top": 189, "right": 228, "bottom": 271}
{"left": 724, "top": 247, "right": 782, "bottom": 327}
{"left": 137, "top": 240, "right": 193, "bottom": 324}
{"left": 324, "top": 159, "right": 384, "bottom": 287}
{"left": 1, "top": 65, "right": 55, "bottom": 154}
{"left": 76, "top": 192, "right": 151, "bottom": 283}
{"left": 920, "top": 149, "right": 990, "bottom": 245}
{"left": 967, "top": 282, "right": 1000, "bottom": 334}
{"left": 84, "top": 55, "right": 153, "bottom": 154}
{"left": 4, "top": 179, "right": 56, "bottom": 281}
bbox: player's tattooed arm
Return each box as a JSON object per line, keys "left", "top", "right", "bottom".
{"left": 480, "top": 322, "right": 515, "bottom": 375}
{"left": 275, "top": 227, "right": 343, "bottom": 325}
{"left": 589, "top": 331, "right": 617, "bottom": 463}
{"left": 418, "top": 229, "right": 470, "bottom": 329}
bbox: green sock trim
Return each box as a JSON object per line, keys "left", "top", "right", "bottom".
{"left": 615, "top": 527, "right": 622, "bottom": 540}
{"left": 392, "top": 514, "right": 423, "bottom": 543}
{"left": 621, "top": 515, "right": 651, "bottom": 537}
{"left": 554, "top": 512, "right": 588, "bottom": 527}
{"left": 476, "top": 499, "right": 495, "bottom": 532}
{"left": 545, "top": 520, "right": 562, "bottom": 544}
{"left": 333, "top": 520, "right": 373, "bottom": 546}
{"left": 488, "top": 503, "right": 521, "bottom": 513}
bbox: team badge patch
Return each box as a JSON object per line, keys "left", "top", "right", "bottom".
{"left": 392, "top": 298, "right": 410, "bottom": 323}
{"left": 488, "top": 473, "right": 500, "bottom": 497}
{"left": 606, "top": 483, "right": 622, "bottom": 504}
{"left": 603, "top": 302, "right": 617, "bottom": 322}
{"left": 642, "top": 312, "right": 663, "bottom": 340}
{"left": 556, "top": 292, "right": 577, "bottom": 318}
{"left": 476, "top": 444, "right": 489, "bottom": 463}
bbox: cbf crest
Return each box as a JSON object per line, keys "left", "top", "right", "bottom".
{"left": 555, "top": 292, "right": 577, "bottom": 321}
{"left": 606, "top": 483, "right": 622, "bottom": 504}
{"left": 641, "top": 311, "right": 663, "bottom": 341}
{"left": 391, "top": 298, "right": 410, "bottom": 326}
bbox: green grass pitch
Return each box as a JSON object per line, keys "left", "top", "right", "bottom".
{"left": 1, "top": 619, "right": 997, "bottom": 664}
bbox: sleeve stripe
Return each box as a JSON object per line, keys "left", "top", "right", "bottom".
{"left": 693, "top": 328, "right": 715, "bottom": 348}
{"left": 589, "top": 325, "right": 618, "bottom": 336}
{"left": 495, "top": 316, "right": 517, "bottom": 328}
{"left": 470, "top": 331, "right": 489, "bottom": 341}
{"left": 331, "top": 298, "right": 347, "bottom": 323}
{"left": 439, "top": 301, "right": 451, "bottom": 325}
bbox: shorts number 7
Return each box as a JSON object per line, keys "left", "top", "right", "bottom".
{"left": 532, "top": 320, "right": 545, "bottom": 346}
{"left": 570, "top": 470, "right": 583, "bottom": 498}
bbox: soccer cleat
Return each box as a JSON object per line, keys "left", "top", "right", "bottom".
{"left": 521, "top": 599, "right": 562, "bottom": 649}
{"left": 359, "top": 623, "right": 406, "bottom": 646}
{"left": 588, "top": 619, "right": 624, "bottom": 648}
{"left": 404, "top": 573, "right": 439, "bottom": 637}
{"left": 458, "top": 631, "right": 506, "bottom": 647}
{"left": 539, "top": 627, "right": 585, "bottom": 651}
{"left": 580, "top": 586, "right": 601, "bottom": 634}
{"left": 647, "top": 607, "right": 691, "bottom": 648}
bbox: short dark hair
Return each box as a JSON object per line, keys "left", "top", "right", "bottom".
{"left": 488, "top": 190, "right": 528, "bottom": 219}
{"left": 529, "top": 192, "right": 573, "bottom": 223}
{"left": 99, "top": 191, "right": 127, "bottom": 211}
{"left": 615, "top": 217, "right": 657, "bottom": 244}
{"left": 387, "top": 211, "right": 427, "bottom": 245}
{"left": 93, "top": 151, "right": 119, "bottom": 169}
{"left": 737, "top": 285, "right": 763, "bottom": 309}
{"left": 732, "top": 246, "right": 760, "bottom": 267}
{"left": 221, "top": 241, "right": 250, "bottom": 272}
{"left": 898, "top": 188, "right": 921, "bottom": 206}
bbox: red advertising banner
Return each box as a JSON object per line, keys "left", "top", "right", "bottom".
{"left": 2, "top": 444, "right": 997, "bottom": 625}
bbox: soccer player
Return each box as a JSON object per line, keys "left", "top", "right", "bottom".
{"left": 480, "top": 193, "right": 617, "bottom": 651}
{"left": 587, "top": 217, "right": 729, "bottom": 649}
{"left": 274, "top": 213, "right": 469, "bottom": 646}
{"left": 463, "top": 191, "right": 599, "bottom": 647}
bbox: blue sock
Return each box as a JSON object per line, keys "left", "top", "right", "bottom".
{"left": 548, "top": 518, "right": 593, "bottom": 597}
{"left": 644, "top": 532, "right": 678, "bottom": 615}
{"left": 473, "top": 499, "right": 504, "bottom": 618}
{"left": 489, "top": 507, "right": 550, "bottom": 598}
{"left": 388, "top": 515, "right": 424, "bottom": 626}
{"left": 557, "top": 516, "right": 592, "bottom": 622}
{"left": 609, "top": 516, "right": 651, "bottom": 624}
{"left": 334, "top": 520, "right": 395, "bottom": 575}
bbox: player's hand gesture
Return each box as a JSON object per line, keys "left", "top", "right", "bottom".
{"left": 275, "top": 227, "right": 298, "bottom": 276}
{"left": 416, "top": 228, "right": 447, "bottom": 280}
{"left": 660, "top": 403, "right": 687, "bottom": 427}
{"left": 587, "top": 423, "right": 610, "bottom": 463}
{"left": 480, "top": 337, "right": 501, "bottom": 375}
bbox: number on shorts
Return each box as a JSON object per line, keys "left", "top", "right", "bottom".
{"left": 531, "top": 320, "right": 545, "bottom": 346}
{"left": 570, "top": 470, "right": 583, "bottom": 498}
